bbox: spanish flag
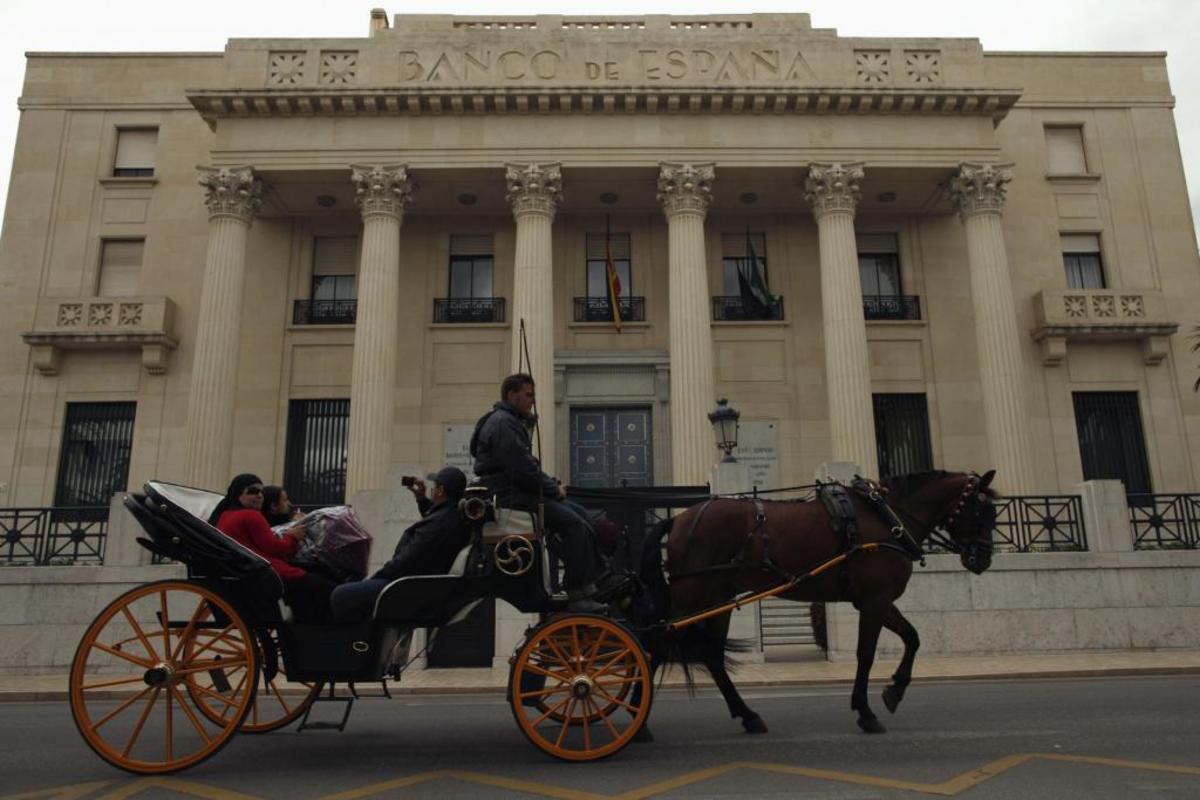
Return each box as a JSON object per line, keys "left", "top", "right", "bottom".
{"left": 605, "top": 216, "right": 623, "bottom": 332}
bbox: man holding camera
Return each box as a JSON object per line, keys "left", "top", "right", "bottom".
{"left": 329, "top": 466, "right": 470, "bottom": 622}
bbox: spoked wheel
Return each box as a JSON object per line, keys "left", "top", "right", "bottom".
{"left": 510, "top": 615, "right": 652, "bottom": 761}
{"left": 69, "top": 580, "right": 258, "bottom": 774}
{"left": 185, "top": 632, "right": 322, "bottom": 734}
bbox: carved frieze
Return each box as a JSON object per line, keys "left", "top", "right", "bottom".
{"left": 320, "top": 51, "right": 358, "bottom": 85}
{"left": 904, "top": 51, "right": 941, "bottom": 84}
{"left": 656, "top": 162, "right": 715, "bottom": 217}
{"left": 350, "top": 165, "right": 413, "bottom": 219}
{"left": 197, "top": 167, "right": 264, "bottom": 221}
{"left": 804, "top": 163, "right": 864, "bottom": 219}
{"left": 1031, "top": 288, "right": 1177, "bottom": 366}
{"left": 505, "top": 162, "right": 563, "bottom": 218}
{"left": 21, "top": 297, "right": 179, "bottom": 375}
{"left": 855, "top": 51, "right": 890, "bottom": 85}
{"left": 948, "top": 163, "right": 1014, "bottom": 219}
{"left": 268, "top": 52, "right": 306, "bottom": 85}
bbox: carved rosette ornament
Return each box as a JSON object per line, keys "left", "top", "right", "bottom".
{"left": 197, "top": 167, "right": 263, "bottom": 221}
{"left": 505, "top": 162, "right": 563, "bottom": 219}
{"left": 656, "top": 162, "right": 715, "bottom": 217}
{"left": 804, "top": 163, "right": 865, "bottom": 219}
{"left": 949, "top": 163, "right": 1014, "bottom": 219}
{"left": 351, "top": 165, "right": 413, "bottom": 219}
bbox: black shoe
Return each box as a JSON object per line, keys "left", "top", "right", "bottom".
{"left": 566, "top": 598, "right": 608, "bottom": 614}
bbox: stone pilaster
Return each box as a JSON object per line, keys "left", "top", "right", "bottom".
{"left": 805, "top": 163, "right": 879, "bottom": 478}
{"left": 658, "top": 162, "right": 717, "bottom": 485}
{"left": 183, "top": 167, "right": 263, "bottom": 490}
{"left": 345, "top": 165, "right": 413, "bottom": 497}
{"left": 949, "top": 163, "right": 1035, "bottom": 493}
{"left": 506, "top": 162, "right": 562, "bottom": 473}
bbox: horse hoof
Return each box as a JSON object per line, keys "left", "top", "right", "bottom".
{"left": 882, "top": 686, "right": 902, "bottom": 714}
{"left": 632, "top": 725, "right": 655, "bottom": 743}
{"left": 857, "top": 717, "right": 887, "bottom": 734}
{"left": 742, "top": 715, "right": 768, "bottom": 734}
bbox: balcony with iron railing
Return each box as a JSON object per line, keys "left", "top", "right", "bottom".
{"left": 433, "top": 297, "right": 506, "bottom": 323}
{"left": 711, "top": 296, "right": 785, "bottom": 322}
{"left": 573, "top": 296, "right": 646, "bottom": 323}
{"left": 292, "top": 299, "right": 358, "bottom": 325}
{"left": 863, "top": 294, "right": 921, "bottom": 321}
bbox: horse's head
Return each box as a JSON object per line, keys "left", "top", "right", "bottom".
{"left": 939, "top": 470, "right": 997, "bottom": 574}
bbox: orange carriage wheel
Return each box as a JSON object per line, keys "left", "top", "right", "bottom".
{"left": 69, "top": 580, "right": 258, "bottom": 774}
{"left": 184, "top": 630, "right": 322, "bottom": 734}
{"left": 510, "top": 615, "right": 652, "bottom": 761}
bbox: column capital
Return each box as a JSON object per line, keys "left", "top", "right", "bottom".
{"left": 804, "top": 162, "right": 864, "bottom": 220}
{"left": 197, "top": 166, "right": 263, "bottom": 222}
{"left": 505, "top": 162, "right": 563, "bottom": 219}
{"left": 949, "top": 162, "right": 1014, "bottom": 219}
{"left": 656, "top": 162, "right": 715, "bottom": 218}
{"left": 351, "top": 164, "right": 413, "bottom": 220}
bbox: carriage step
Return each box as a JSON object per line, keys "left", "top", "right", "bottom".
{"left": 297, "top": 691, "right": 355, "bottom": 733}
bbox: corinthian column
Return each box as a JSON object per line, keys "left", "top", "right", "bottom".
{"left": 184, "top": 167, "right": 263, "bottom": 490}
{"left": 506, "top": 162, "right": 562, "bottom": 474}
{"left": 658, "top": 162, "right": 717, "bottom": 485}
{"left": 949, "top": 163, "right": 1034, "bottom": 493}
{"left": 805, "top": 163, "right": 879, "bottom": 478}
{"left": 344, "top": 165, "right": 412, "bottom": 497}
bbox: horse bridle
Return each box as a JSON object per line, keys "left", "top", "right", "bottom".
{"left": 890, "top": 472, "right": 991, "bottom": 556}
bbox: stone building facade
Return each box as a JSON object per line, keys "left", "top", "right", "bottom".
{"left": 1, "top": 12, "right": 1199, "bottom": 664}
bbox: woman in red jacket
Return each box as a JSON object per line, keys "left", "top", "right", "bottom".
{"left": 207, "top": 473, "right": 335, "bottom": 622}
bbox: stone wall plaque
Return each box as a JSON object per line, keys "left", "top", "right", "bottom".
{"left": 734, "top": 420, "right": 779, "bottom": 492}
{"left": 443, "top": 423, "right": 477, "bottom": 480}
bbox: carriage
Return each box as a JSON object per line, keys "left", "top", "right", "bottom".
{"left": 69, "top": 481, "right": 655, "bottom": 774}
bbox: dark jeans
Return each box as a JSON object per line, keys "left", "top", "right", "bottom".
{"left": 329, "top": 578, "right": 391, "bottom": 623}
{"left": 284, "top": 571, "right": 337, "bottom": 623}
{"left": 525, "top": 496, "right": 602, "bottom": 591}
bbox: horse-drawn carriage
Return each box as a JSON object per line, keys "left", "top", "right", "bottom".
{"left": 70, "top": 469, "right": 999, "bottom": 774}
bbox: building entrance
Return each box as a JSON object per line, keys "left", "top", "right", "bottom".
{"left": 569, "top": 407, "right": 653, "bottom": 488}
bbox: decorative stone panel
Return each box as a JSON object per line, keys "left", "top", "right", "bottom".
{"left": 320, "top": 51, "right": 358, "bottom": 85}
{"left": 1031, "top": 289, "right": 1177, "bottom": 366}
{"left": 904, "top": 51, "right": 941, "bottom": 84}
{"left": 267, "top": 51, "right": 306, "bottom": 85}
{"left": 855, "top": 51, "right": 890, "bottom": 85}
{"left": 21, "top": 296, "right": 179, "bottom": 376}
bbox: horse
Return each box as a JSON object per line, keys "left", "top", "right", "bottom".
{"left": 634, "top": 469, "right": 998, "bottom": 737}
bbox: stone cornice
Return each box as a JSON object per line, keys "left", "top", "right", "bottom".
{"left": 805, "top": 162, "right": 864, "bottom": 219}
{"left": 197, "top": 166, "right": 263, "bottom": 221}
{"left": 505, "top": 162, "right": 563, "bottom": 218}
{"left": 350, "top": 164, "right": 413, "bottom": 219}
{"left": 657, "top": 162, "right": 715, "bottom": 217}
{"left": 186, "top": 86, "right": 1021, "bottom": 129}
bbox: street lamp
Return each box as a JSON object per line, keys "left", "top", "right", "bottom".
{"left": 708, "top": 398, "right": 741, "bottom": 463}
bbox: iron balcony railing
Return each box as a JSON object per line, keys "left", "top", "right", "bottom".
{"left": 573, "top": 296, "right": 646, "bottom": 323}
{"left": 292, "top": 299, "right": 358, "bottom": 325}
{"left": 863, "top": 294, "right": 921, "bottom": 321}
{"left": 1127, "top": 494, "right": 1200, "bottom": 549}
{"left": 0, "top": 507, "right": 108, "bottom": 565}
{"left": 711, "top": 295, "right": 785, "bottom": 321}
{"left": 433, "top": 297, "right": 506, "bottom": 324}
{"left": 923, "top": 495, "right": 1088, "bottom": 554}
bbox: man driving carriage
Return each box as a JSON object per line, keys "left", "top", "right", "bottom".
{"left": 470, "top": 373, "right": 620, "bottom": 612}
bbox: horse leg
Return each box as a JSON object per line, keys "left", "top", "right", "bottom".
{"left": 699, "top": 614, "right": 766, "bottom": 734}
{"left": 880, "top": 603, "right": 919, "bottom": 714}
{"left": 851, "top": 605, "right": 887, "bottom": 733}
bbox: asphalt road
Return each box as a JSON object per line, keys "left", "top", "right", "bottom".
{"left": 2, "top": 675, "right": 1199, "bottom": 799}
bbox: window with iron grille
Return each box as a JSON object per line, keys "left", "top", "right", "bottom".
{"left": 53, "top": 402, "right": 136, "bottom": 518}
{"left": 720, "top": 232, "right": 768, "bottom": 295}
{"left": 873, "top": 394, "right": 933, "bottom": 480}
{"left": 311, "top": 236, "right": 358, "bottom": 302}
{"left": 857, "top": 233, "right": 901, "bottom": 296}
{"left": 585, "top": 232, "right": 632, "bottom": 298}
{"left": 112, "top": 128, "right": 157, "bottom": 177}
{"left": 449, "top": 234, "right": 495, "bottom": 298}
{"left": 1061, "top": 233, "right": 1105, "bottom": 289}
{"left": 1073, "top": 391, "right": 1151, "bottom": 495}
{"left": 283, "top": 399, "right": 350, "bottom": 506}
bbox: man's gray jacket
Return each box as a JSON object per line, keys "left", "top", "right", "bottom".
{"left": 470, "top": 401, "right": 558, "bottom": 504}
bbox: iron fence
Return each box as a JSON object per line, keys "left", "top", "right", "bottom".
{"left": 433, "top": 297, "right": 506, "bottom": 323}
{"left": 863, "top": 294, "right": 921, "bottom": 321}
{"left": 1127, "top": 494, "right": 1200, "bottom": 549}
{"left": 990, "top": 495, "right": 1087, "bottom": 552}
{"left": 711, "top": 295, "right": 785, "bottom": 321}
{"left": 0, "top": 507, "right": 108, "bottom": 565}
{"left": 292, "top": 299, "right": 358, "bottom": 325}
{"left": 573, "top": 296, "right": 646, "bottom": 323}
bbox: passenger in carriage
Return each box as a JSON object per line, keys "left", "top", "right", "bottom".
{"left": 328, "top": 466, "right": 471, "bottom": 622}
{"left": 207, "top": 473, "right": 336, "bottom": 623}
{"left": 470, "top": 373, "right": 616, "bottom": 612}
{"left": 260, "top": 485, "right": 303, "bottom": 527}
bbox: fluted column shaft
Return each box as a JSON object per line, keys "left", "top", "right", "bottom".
{"left": 345, "top": 165, "right": 412, "bottom": 497}
{"left": 806, "top": 163, "right": 879, "bottom": 477}
{"left": 658, "top": 163, "right": 717, "bottom": 485}
{"left": 184, "top": 167, "right": 263, "bottom": 489}
{"left": 951, "top": 163, "right": 1035, "bottom": 493}
{"left": 506, "top": 163, "right": 562, "bottom": 474}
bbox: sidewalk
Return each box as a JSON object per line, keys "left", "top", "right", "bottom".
{"left": 5, "top": 649, "right": 1198, "bottom": 702}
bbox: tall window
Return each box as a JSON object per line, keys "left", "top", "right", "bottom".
{"left": 448, "top": 234, "right": 495, "bottom": 298}
{"left": 585, "top": 232, "right": 631, "bottom": 298}
{"left": 1073, "top": 392, "right": 1152, "bottom": 495}
{"left": 1045, "top": 126, "right": 1088, "bottom": 175}
{"left": 857, "top": 233, "right": 901, "bottom": 297}
{"left": 873, "top": 394, "right": 933, "bottom": 480}
{"left": 54, "top": 402, "right": 136, "bottom": 518}
{"left": 112, "top": 129, "right": 158, "bottom": 178}
{"left": 311, "top": 236, "right": 358, "bottom": 303}
{"left": 1062, "top": 234, "right": 1105, "bottom": 289}
{"left": 720, "top": 232, "right": 768, "bottom": 295}
{"left": 283, "top": 399, "right": 350, "bottom": 506}
{"left": 97, "top": 239, "right": 143, "bottom": 296}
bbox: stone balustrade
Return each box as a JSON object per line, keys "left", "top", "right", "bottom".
{"left": 1031, "top": 288, "right": 1178, "bottom": 365}
{"left": 21, "top": 296, "right": 178, "bottom": 375}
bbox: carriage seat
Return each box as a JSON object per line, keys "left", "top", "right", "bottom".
{"left": 481, "top": 507, "right": 539, "bottom": 545}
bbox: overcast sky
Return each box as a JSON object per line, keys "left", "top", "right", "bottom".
{"left": 1, "top": 0, "right": 1197, "bottom": 242}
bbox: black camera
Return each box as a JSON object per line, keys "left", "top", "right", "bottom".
{"left": 401, "top": 476, "right": 417, "bottom": 488}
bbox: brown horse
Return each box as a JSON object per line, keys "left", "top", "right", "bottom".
{"left": 637, "top": 469, "right": 997, "bottom": 737}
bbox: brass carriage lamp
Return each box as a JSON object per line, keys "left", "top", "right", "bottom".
{"left": 708, "top": 398, "right": 741, "bottom": 463}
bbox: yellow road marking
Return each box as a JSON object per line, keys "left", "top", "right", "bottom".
{"left": 8, "top": 752, "right": 1200, "bottom": 800}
